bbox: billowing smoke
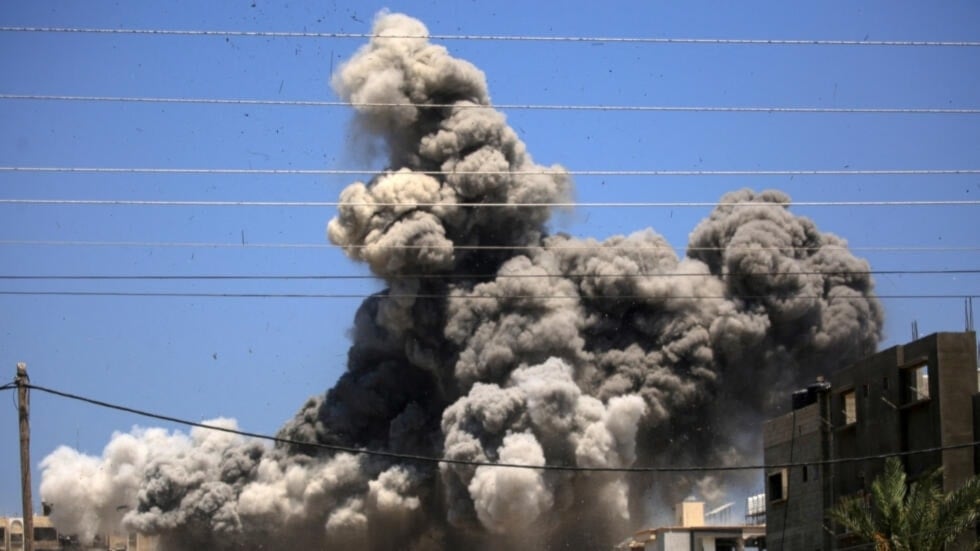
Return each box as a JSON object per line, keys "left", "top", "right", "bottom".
{"left": 39, "top": 11, "right": 883, "bottom": 550}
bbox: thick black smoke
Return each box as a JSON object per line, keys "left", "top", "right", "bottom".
{"left": 39, "top": 12, "right": 883, "bottom": 550}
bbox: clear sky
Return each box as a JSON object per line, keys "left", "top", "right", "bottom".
{"left": 0, "top": 1, "right": 978, "bottom": 515}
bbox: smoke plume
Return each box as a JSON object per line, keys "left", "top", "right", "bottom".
{"left": 39, "top": 11, "right": 883, "bottom": 550}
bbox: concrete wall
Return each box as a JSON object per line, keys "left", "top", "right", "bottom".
{"left": 763, "top": 400, "right": 828, "bottom": 551}
{"left": 696, "top": 535, "right": 717, "bottom": 551}
{"left": 973, "top": 393, "right": 980, "bottom": 476}
{"left": 934, "top": 332, "right": 979, "bottom": 491}
{"left": 764, "top": 331, "right": 979, "bottom": 550}
{"left": 830, "top": 333, "right": 976, "bottom": 508}
{"left": 657, "top": 531, "right": 690, "bottom": 551}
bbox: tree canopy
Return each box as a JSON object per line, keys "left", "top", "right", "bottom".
{"left": 829, "top": 457, "right": 980, "bottom": 551}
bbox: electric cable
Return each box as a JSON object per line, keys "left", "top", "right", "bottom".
{"left": 1, "top": 240, "right": 977, "bottom": 253}
{"left": 25, "top": 382, "right": 980, "bottom": 473}
{"left": 2, "top": 26, "right": 979, "bottom": 47}
{"left": 3, "top": 166, "right": 979, "bottom": 177}
{"left": 0, "top": 291, "right": 973, "bottom": 300}
{"left": 1, "top": 198, "right": 977, "bottom": 208}
{"left": 3, "top": 93, "right": 979, "bottom": 115}
{"left": 0, "top": 268, "right": 977, "bottom": 281}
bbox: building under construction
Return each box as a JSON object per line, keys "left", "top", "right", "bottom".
{"left": 763, "top": 331, "right": 979, "bottom": 550}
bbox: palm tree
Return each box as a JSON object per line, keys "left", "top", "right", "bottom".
{"left": 828, "top": 457, "right": 980, "bottom": 550}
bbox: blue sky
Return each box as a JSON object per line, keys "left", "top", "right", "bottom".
{"left": 0, "top": 1, "right": 978, "bottom": 515}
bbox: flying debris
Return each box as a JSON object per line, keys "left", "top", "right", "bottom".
{"left": 39, "top": 11, "right": 883, "bottom": 550}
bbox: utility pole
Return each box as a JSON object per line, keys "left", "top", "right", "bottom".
{"left": 16, "top": 362, "right": 34, "bottom": 551}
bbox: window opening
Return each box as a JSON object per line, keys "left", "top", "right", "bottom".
{"left": 903, "top": 364, "right": 930, "bottom": 402}
{"left": 842, "top": 390, "right": 857, "bottom": 424}
{"left": 768, "top": 469, "right": 788, "bottom": 502}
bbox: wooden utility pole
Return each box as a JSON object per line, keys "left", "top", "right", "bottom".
{"left": 16, "top": 362, "right": 34, "bottom": 551}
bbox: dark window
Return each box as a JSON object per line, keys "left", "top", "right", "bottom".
{"left": 34, "top": 527, "right": 58, "bottom": 541}
{"left": 882, "top": 376, "right": 889, "bottom": 390}
{"left": 10, "top": 519, "right": 23, "bottom": 547}
{"left": 802, "top": 465, "right": 809, "bottom": 482}
{"left": 768, "top": 470, "right": 787, "bottom": 502}
{"left": 862, "top": 383, "right": 869, "bottom": 397}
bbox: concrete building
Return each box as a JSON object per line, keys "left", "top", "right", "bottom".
{"left": 0, "top": 515, "right": 160, "bottom": 551}
{"left": 616, "top": 498, "right": 766, "bottom": 551}
{"left": 103, "top": 532, "right": 160, "bottom": 551}
{"left": 762, "top": 379, "right": 832, "bottom": 551}
{"left": 0, "top": 516, "right": 61, "bottom": 551}
{"left": 763, "top": 331, "right": 979, "bottom": 550}
{"left": 65, "top": 531, "right": 159, "bottom": 551}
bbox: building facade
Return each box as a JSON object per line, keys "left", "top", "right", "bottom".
{"left": 763, "top": 331, "right": 979, "bottom": 550}
{"left": 617, "top": 498, "right": 766, "bottom": 551}
{"left": 0, "top": 515, "right": 159, "bottom": 551}
{"left": 0, "top": 516, "right": 61, "bottom": 551}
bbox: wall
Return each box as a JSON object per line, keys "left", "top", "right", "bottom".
{"left": 656, "top": 531, "right": 690, "bottom": 551}
{"left": 762, "top": 399, "right": 828, "bottom": 550}
{"left": 764, "top": 331, "right": 979, "bottom": 550}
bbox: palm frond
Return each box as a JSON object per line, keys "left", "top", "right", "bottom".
{"left": 830, "top": 457, "right": 980, "bottom": 551}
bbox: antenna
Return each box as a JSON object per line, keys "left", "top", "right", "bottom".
{"left": 911, "top": 320, "right": 919, "bottom": 340}
{"left": 965, "top": 297, "right": 975, "bottom": 331}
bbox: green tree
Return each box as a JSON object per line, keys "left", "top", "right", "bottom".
{"left": 828, "top": 457, "right": 980, "bottom": 550}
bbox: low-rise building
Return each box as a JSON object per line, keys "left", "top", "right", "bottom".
{"left": 0, "top": 515, "right": 160, "bottom": 551}
{"left": 0, "top": 515, "right": 66, "bottom": 551}
{"left": 763, "top": 331, "right": 979, "bottom": 550}
{"left": 616, "top": 498, "right": 766, "bottom": 551}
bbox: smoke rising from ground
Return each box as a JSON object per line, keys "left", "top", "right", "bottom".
{"left": 39, "top": 11, "right": 883, "bottom": 550}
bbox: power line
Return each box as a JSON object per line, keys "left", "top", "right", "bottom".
{"left": 24, "top": 381, "right": 980, "bottom": 473}
{"left": 2, "top": 26, "right": 979, "bottom": 47}
{"left": 1, "top": 199, "right": 977, "bottom": 208}
{"left": 2, "top": 239, "right": 978, "bottom": 254}
{"left": 4, "top": 93, "right": 979, "bottom": 115}
{"left": 0, "top": 239, "right": 336, "bottom": 249}
{"left": 3, "top": 166, "right": 979, "bottom": 177}
{"left": 0, "top": 290, "right": 972, "bottom": 300}
{"left": 1, "top": 268, "right": 977, "bottom": 281}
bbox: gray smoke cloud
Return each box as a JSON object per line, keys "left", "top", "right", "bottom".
{"left": 39, "top": 11, "right": 883, "bottom": 550}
